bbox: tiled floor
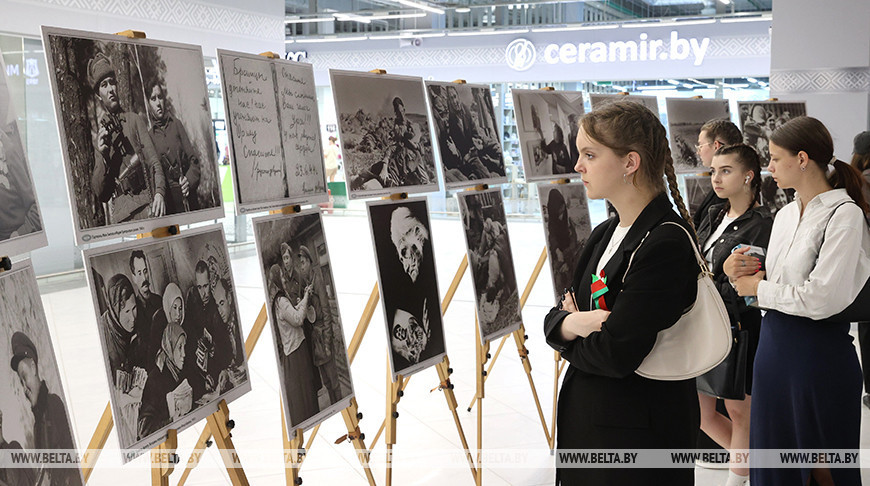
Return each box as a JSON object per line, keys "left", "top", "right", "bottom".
{"left": 37, "top": 212, "right": 870, "bottom": 485}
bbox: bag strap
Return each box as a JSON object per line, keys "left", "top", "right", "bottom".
{"left": 822, "top": 201, "right": 863, "bottom": 244}
{"left": 625, "top": 221, "right": 710, "bottom": 279}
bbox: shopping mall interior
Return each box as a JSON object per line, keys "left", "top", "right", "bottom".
{"left": 0, "top": 0, "right": 868, "bottom": 484}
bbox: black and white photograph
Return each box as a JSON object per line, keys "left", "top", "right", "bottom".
{"left": 0, "top": 52, "right": 47, "bottom": 258}
{"left": 368, "top": 198, "right": 446, "bottom": 381}
{"left": 665, "top": 98, "right": 731, "bottom": 173}
{"left": 738, "top": 101, "right": 807, "bottom": 166}
{"left": 0, "top": 261, "right": 83, "bottom": 485}
{"left": 681, "top": 174, "right": 714, "bottom": 218}
{"left": 252, "top": 210, "right": 354, "bottom": 434}
{"left": 759, "top": 172, "right": 795, "bottom": 216}
{"left": 589, "top": 93, "right": 659, "bottom": 115}
{"left": 456, "top": 189, "right": 522, "bottom": 343}
{"left": 425, "top": 81, "right": 507, "bottom": 189}
{"left": 84, "top": 225, "right": 250, "bottom": 459}
{"left": 331, "top": 70, "right": 438, "bottom": 200}
{"left": 512, "top": 89, "right": 584, "bottom": 182}
{"left": 42, "top": 27, "right": 223, "bottom": 244}
{"left": 538, "top": 182, "right": 592, "bottom": 303}
{"left": 219, "top": 50, "right": 328, "bottom": 214}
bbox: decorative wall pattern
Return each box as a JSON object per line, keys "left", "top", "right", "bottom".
{"left": 771, "top": 68, "right": 870, "bottom": 93}
{"left": 21, "top": 0, "right": 284, "bottom": 40}
{"left": 307, "top": 34, "right": 770, "bottom": 71}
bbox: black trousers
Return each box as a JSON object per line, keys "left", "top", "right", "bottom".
{"left": 860, "top": 322, "right": 870, "bottom": 393}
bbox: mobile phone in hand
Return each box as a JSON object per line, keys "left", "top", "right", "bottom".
{"left": 732, "top": 244, "right": 766, "bottom": 307}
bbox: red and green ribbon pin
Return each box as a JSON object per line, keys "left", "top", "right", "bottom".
{"left": 591, "top": 271, "right": 609, "bottom": 311}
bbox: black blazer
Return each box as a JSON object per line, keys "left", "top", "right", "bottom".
{"left": 544, "top": 192, "right": 700, "bottom": 486}
{"left": 696, "top": 203, "right": 772, "bottom": 328}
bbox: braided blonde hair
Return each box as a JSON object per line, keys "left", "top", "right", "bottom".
{"left": 580, "top": 100, "right": 696, "bottom": 236}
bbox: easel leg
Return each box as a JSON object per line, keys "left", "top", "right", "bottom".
{"left": 82, "top": 402, "right": 113, "bottom": 482}
{"left": 435, "top": 357, "right": 478, "bottom": 484}
{"left": 205, "top": 400, "right": 249, "bottom": 486}
{"left": 474, "top": 321, "right": 489, "bottom": 486}
{"left": 467, "top": 248, "right": 553, "bottom": 446}
{"left": 339, "top": 398, "right": 377, "bottom": 486}
{"left": 151, "top": 429, "right": 178, "bottom": 486}
{"left": 385, "top": 363, "right": 399, "bottom": 486}
{"left": 469, "top": 247, "right": 548, "bottom": 403}
{"left": 281, "top": 411, "right": 303, "bottom": 486}
{"left": 177, "top": 305, "right": 269, "bottom": 486}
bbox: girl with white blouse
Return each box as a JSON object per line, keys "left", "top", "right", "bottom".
{"left": 726, "top": 116, "right": 870, "bottom": 486}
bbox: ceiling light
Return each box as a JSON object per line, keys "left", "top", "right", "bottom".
{"left": 447, "top": 28, "right": 529, "bottom": 37}
{"left": 530, "top": 24, "right": 619, "bottom": 32}
{"left": 718, "top": 0, "right": 732, "bottom": 4}
{"left": 622, "top": 20, "right": 661, "bottom": 28}
{"left": 747, "top": 77, "right": 758, "bottom": 83}
{"left": 667, "top": 79, "right": 680, "bottom": 85}
{"left": 455, "top": 7, "right": 471, "bottom": 13}
{"left": 682, "top": 84, "right": 694, "bottom": 89}
{"left": 285, "top": 17, "right": 335, "bottom": 24}
{"left": 367, "top": 12, "right": 427, "bottom": 20}
{"left": 395, "top": 0, "right": 445, "bottom": 15}
{"left": 295, "top": 35, "right": 369, "bottom": 43}
{"left": 636, "top": 85, "right": 677, "bottom": 91}
{"left": 335, "top": 13, "right": 371, "bottom": 24}
{"left": 719, "top": 15, "right": 771, "bottom": 23}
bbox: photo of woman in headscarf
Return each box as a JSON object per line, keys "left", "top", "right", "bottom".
{"left": 137, "top": 322, "right": 191, "bottom": 438}
{"left": 99, "top": 273, "right": 148, "bottom": 446}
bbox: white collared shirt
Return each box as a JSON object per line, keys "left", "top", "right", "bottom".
{"left": 757, "top": 188, "right": 870, "bottom": 320}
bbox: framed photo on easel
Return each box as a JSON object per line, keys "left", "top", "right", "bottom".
{"left": 367, "top": 197, "right": 446, "bottom": 381}
{"left": 252, "top": 209, "right": 355, "bottom": 436}
{"left": 424, "top": 81, "right": 508, "bottom": 190}
{"left": 331, "top": 69, "right": 439, "bottom": 200}
{"left": 42, "top": 26, "right": 224, "bottom": 244}
{"left": 218, "top": 50, "right": 328, "bottom": 214}
{"left": 83, "top": 224, "right": 250, "bottom": 460}
{"left": 0, "top": 52, "right": 47, "bottom": 258}
{"left": 0, "top": 260, "right": 83, "bottom": 485}
{"left": 456, "top": 188, "right": 522, "bottom": 343}
{"left": 512, "top": 89, "right": 585, "bottom": 182}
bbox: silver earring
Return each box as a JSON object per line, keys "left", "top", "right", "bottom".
{"left": 800, "top": 165, "right": 806, "bottom": 172}
{"left": 623, "top": 173, "right": 629, "bottom": 184}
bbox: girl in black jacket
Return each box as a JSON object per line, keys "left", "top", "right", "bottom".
{"left": 695, "top": 144, "right": 772, "bottom": 486}
{"left": 544, "top": 100, "right": 700, "bottom": 485}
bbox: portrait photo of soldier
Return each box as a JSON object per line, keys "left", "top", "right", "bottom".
{"left": 43, "top": 27, "right": 222, "bottom": 243}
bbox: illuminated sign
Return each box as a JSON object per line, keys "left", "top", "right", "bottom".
{"left": 506, "top": 31, "right": 711, "bottom": 71}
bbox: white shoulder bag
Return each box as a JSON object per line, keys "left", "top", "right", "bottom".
{"left": 626, "top": 222, "right": 733, "bottom": 381}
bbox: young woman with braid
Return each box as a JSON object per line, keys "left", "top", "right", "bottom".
{"left": 543, "top": 100, "right": 701, "bottom": 485}
{"left": 727, "top": 117, "right": 870, "bottom": 486}
{"left": 696, "top": 144, "right": 772, "bottom": 486}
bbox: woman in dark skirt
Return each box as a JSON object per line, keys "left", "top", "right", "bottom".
{"left": 727, "top": 116, "right": 870, "bottom": 486}
{"left": 543, "top": 100, "right": 701, "bottom": 485}
{"left": 696, "top": 144, "right": 772, "bottom": 486}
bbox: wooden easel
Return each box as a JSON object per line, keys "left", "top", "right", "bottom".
{"left": 81, "top": 225, "right": 251, "bottom": 485}
{"left": 462, "top": 90, "right": 577, "bottom": 452}
{"left": 264, "top": 204, "right": 377, "bottom": 486}
{"left": 370, "top": 189, "right": 477, "bottom": 485}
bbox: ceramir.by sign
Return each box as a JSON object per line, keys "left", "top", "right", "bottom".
{"left": 506, "top": 31, "right": 711, "bottom": 71}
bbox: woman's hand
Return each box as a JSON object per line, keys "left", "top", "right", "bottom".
{"left": 561, "top": 289, "right": 578, "bottom": 312}
{"left": 560, "top": 309, "right": 610, "bottom": 341}
{"left": 723, "top": 247, "right": 761, "bottom": 279}
{"left": 735, "top": 271, "right": 765, "bottom": 297}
